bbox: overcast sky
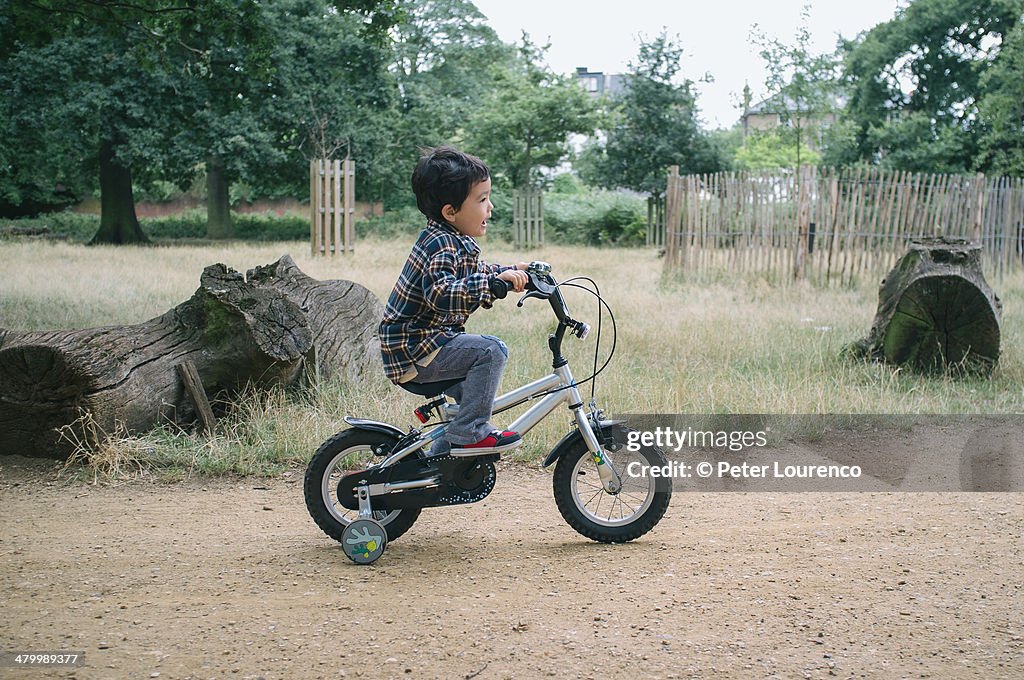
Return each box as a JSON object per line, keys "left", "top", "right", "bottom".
{"left": 471, "top": 0, "right": 907, "bottom": 129}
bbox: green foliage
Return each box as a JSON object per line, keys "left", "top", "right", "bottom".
{"left": 579, "top": 32, "right": 723, "bottom": 196}
{"left": 979, "top": 16, "right": 1024, "bottom": 176}
{"left": 254, "top": 0, "right": 399, "bottom": 202}
{"left": 543, "top": 190, "right": 647, "bottom": 246}
{"left": 705, "top": 127, "right": 745, "bottom": 172}
{"left": 550, "top": 173, "right": 588, "bottom": 195}
{"left": 463, "top": 36, "right": 597, "bottom": 189}
{"left": 5, "top": 210, "right": 309, "bottom": 242}
{"left": 842, "top": 0, "right": 1024, "bottom": 174}
{"left": 2, "top": 211, "right": 101, "bottom": 242}
{"left": 869, "top": 112, "right": 978, "bottom": 173}
{"left": 735, "top": 130, "right": 821, "bottom": 170}
{"left": 817, "top": 119, "right": 863, "bottom": 168}
{"left": 374, "top": 0, "right": 514, "bottom": 207}
{"left": 0, "top": 0, "right": 401, "bottom": 238}
{"left": 356, "top": 205, "right": 427, "bottom": 240}
{"left": 8, "top": 0, "right": 1019, "bottom": 247}
{"left": 751, "top": 5, "right": 841, "bottom": 171}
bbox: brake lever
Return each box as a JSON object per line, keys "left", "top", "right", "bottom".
{"left": 516, "top": 290, "right": 549, "bottom": 307}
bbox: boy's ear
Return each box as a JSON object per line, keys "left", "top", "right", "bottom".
{"left": 441, "top": 203, "right": 458, "bottom": 221}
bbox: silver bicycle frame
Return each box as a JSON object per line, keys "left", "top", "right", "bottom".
{"left": 379, "top": 362, "right": 622, "bottom": 492}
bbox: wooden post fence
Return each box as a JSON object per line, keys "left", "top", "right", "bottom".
{"left": 663, "top": 166, "right": 1024, "bottom": 285}
{"left": 647, "top": 195, "right": 666, "bottom": 247}
{"left": 513, "top": 188, "right": 544, "bottom": 249}
{"left": 310, "top": 158, "right": 355, "bottom": 256}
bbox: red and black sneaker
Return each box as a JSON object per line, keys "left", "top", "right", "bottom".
{"left": 450, "top": 430, "right": 523, "bottom": 456}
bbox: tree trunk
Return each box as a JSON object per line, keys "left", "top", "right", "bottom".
{"left": 247, "top": 256, "right": 383, "bottom": 383}
{"left": 206, "top": 156, "right": 234, "bottom": 239}
{"left": 846, "top": 237, "right": 1002, "bottom": 375}
{"left": 0, "top": 256, "right": 383, "bottom": 458}
{"left": 89, "top": 138, "right": 149, "bottom": 245}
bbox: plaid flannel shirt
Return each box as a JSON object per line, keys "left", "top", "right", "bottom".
{"left": 379, "top": 220, "right": 512, "bottom": 384}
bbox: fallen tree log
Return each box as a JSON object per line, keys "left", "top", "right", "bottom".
{"left": 0, "top": 256, "right": 383, "bottom": 458}
{"left": 846, "top": 237, "right": 1002, "bottom": 375}
{"left": 246, "top": 255, "right": 381, "bottom": 383}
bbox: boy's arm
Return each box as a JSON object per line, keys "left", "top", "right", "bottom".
{"left": 422, "top": 247, "right": 496, "bottom": 314}
{"left": 480, "top": 260, "right": 530, "bottom": 275}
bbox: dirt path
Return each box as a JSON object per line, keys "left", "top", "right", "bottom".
{"left": 1, "top": 455, "right": 1022, "bottom": 680}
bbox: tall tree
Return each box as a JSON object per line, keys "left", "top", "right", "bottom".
{"left": 978, "top": 16, "right": 1024, "bottom": 176}
{"left": 578, "top": 32, "right": 720, "bottom": 197}
{"left": 842, "top": 0, "right": 1023, "bottom": 173}
{"left": 249, "top": 0, "right": 400, "bottom": 208}
{"left": 0, "top": 0, "right": 401, "bottom": 240}
{"left": 751, "top": 5, "right": 841, "bottom": 171}
{"left": 463, "top": 36, "right": 596, "bottom": 189}
{"left": 163, "top": 1, "right": 276, "bottom": 239}
{"left": 0, "top": 0, "right": 272, "bottom": 242}
{"left": 369, "top": 0, "right": 511, "bottom": 205}
{"left": 0, "top": 1, "right": 189, "bottom": 241}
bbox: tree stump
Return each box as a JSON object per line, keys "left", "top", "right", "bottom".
{"left": 0, "top": 256, "right": 383, "bottom": 458}
{"left": 847, "top": 237, "right": 1002, "bottom": 375}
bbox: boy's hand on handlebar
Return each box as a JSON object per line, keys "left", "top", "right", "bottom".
{"left": 513, "top": 262, "right": 531, "bottom": 271}
{"left": 497, "top": 269, "right": 528, "bottom": 293}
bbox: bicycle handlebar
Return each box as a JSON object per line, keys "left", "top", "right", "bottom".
{"left": 490, "top": 262, "right": 590, "bottom": 340}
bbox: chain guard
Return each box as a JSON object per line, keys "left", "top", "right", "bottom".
{"left": 337, "top": 454, "right": 498, "bottom": 511}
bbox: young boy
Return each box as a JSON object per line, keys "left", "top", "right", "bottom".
{"left": 379, "top": 146, "right": 529, "bottom": 457}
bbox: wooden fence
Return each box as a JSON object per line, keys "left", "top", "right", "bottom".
{"left": 647, "top": 196, "right": 666, "bottom": 247}
{"left": 664, "top": 165, "right": 1024, "bottom": 284}
{"left": 310, "top": 158, "right": 355, "bottom": 255}
{"left": 513, "top": 188, "right": 544, "bottom": 248}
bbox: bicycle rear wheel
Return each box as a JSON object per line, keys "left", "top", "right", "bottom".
{"left": 304, "top": 429, "right": 421, "bottom": 543}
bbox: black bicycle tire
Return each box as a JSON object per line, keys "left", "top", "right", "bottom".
{"left": 552, "top": 434, "right": 671, "bottom": 543}
{"left": 304, "top": 429, "right": 421, "bottom": 543}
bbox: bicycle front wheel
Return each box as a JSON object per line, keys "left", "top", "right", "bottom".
{"left": 552, "top": 429, "right": 672, "bottom": 543}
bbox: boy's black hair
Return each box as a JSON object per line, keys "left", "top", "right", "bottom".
{"left": 411, "top": 146, "right": 490, "bottom": 224}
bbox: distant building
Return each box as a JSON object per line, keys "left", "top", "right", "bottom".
{"left": 574, "top": 67, "right": 626, "bottom": 98}
{"left": 740, "top": 94, "right": 840, "bottom": 150}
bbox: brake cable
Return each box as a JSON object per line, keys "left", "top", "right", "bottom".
{"left": 517, "top": 276, "right": 617, "bottom": 402}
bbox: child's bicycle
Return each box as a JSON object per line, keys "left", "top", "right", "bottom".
{"left": 304, "top": 261, "right": 672, "bottom": 564}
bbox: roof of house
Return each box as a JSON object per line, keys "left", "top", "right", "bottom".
{"left": 745, "top": 93, "right": 843, "bottom": 116}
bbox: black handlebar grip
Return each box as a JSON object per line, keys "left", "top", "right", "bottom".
{"left": 489, "top": 276, "right": 509, "bottom": 299}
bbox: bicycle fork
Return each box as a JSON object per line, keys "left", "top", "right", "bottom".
{"left": 571, "top": 403, "right": 623, "bottom": 494}
{"left": 552, "top": 365, "right": 623, "bottom": 495}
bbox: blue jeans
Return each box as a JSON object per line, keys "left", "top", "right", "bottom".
{"left": 408, "top": 334, "right": 509, "bottom": 456}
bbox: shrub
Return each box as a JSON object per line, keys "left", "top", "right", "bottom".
{"left": 357, "top": 205, "right": 423, "bottom": 240}
{"left": 1, "top": 211, "right": 100, "bottom": 241}
{"left": 141, "top": 211, "right": 206, "bottom": 239}
{"left": 232, "top": 212, "right": 307, "bottom": 241}
{"left": 7, "top": 186, "right": 649, "bottom": 248}
{"left": 544, "top": 190, "right": 647, "bottom": 246}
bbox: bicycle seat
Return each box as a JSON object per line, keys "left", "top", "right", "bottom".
{"left": 397, "top": 377, "right": 464, "bottom": 398}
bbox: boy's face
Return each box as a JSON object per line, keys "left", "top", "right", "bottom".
{"left": 442, "top": 177, "right": 493, "bottom": 238}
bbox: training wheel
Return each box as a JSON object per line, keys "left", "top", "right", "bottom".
{"left": 342, "top": 518, "right": 388, "bottom": 564}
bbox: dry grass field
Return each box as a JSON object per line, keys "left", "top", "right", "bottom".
{"left": 1, "top": 236, "right": 1022, "bottom": 475}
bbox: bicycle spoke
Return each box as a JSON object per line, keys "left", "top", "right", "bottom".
{"left": 570, "top": 444, "right": 658, "bottom": 527}
{"left": 584, "top": 487, "right": 604, "bottom": 507}
{"left": 618, "top": 490, "right": 650, "bottom": 505}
